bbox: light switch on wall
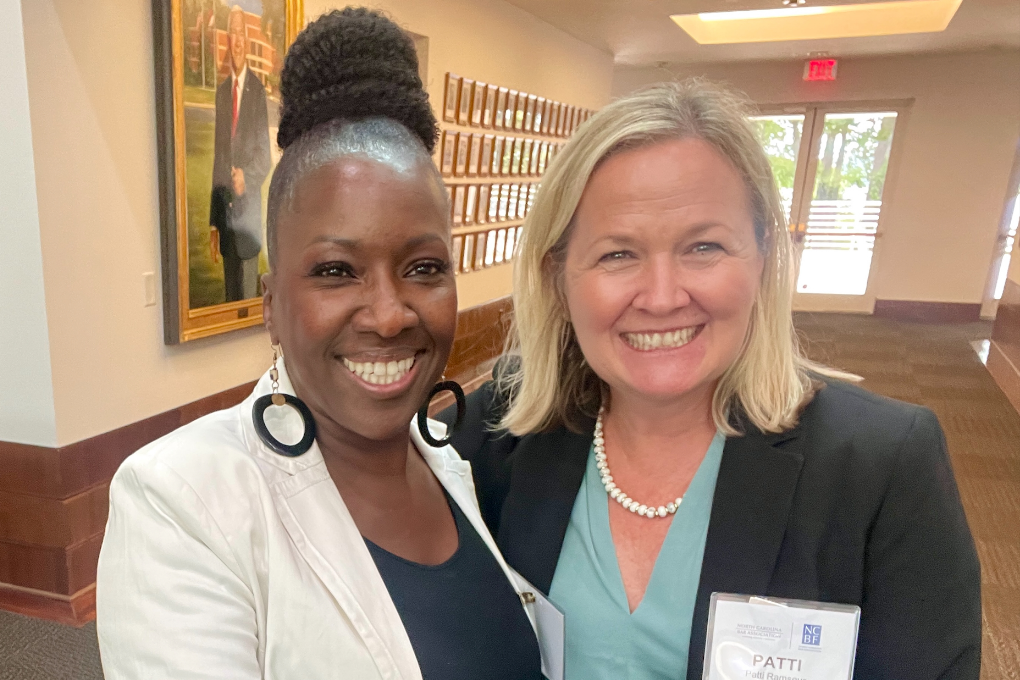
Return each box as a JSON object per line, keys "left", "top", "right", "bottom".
{"left": 143, "top": 272, "right": 157, "bottom": 307}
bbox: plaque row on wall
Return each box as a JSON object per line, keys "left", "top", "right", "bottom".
{"left": 452, "top": 226, "right": 524, "bottom": 275}
{"left": 439, "top": 130, "right": 563, "bottom": 179}
{"left": 447, "top": 181, "right": 538, "bottom": 227}
{"left": 443, "top": 72, "right": 593, "bottom": 138}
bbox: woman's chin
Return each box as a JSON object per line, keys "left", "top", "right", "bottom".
{"left": 611, "top": 370, "right": 715, "bottom": 407}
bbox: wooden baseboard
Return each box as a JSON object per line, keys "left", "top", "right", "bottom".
{"left": 0, "top": 296, "right": 514, "bottom": 624}
{"left": 988, "top": 341, "right": 1020, "bottom": 417}
{"left": 989, "top": 278, "right": 1020, "bottom": 416}
{"left": 873, "top": 300, "right": 982, "bottom": 323}
{"left": 0, "top": 582, "right": 95, "bottom": 627}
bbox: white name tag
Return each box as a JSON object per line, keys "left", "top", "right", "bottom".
{"left": 704, "top": 593, "right": 860, "bottom": 680}
{"left": 510, "top": 570, "right": 565, "bottom": 680}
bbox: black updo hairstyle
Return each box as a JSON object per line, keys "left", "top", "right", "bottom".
{"left": 276, "top": 7, "right": 438, "bottom": 151}
{"left": 266, "top": 7, "right": 445, "bottom": 264}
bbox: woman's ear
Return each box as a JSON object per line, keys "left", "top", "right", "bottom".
{"left": 261, "top": 272, "right": 279, "bottom": 345}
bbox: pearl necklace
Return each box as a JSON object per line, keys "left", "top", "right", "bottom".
{"left": 594, "top": 407, "right": 683, "bottom": 519}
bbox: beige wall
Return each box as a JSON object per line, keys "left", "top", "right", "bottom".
{"left": 1, "top": 0, "right": 57, "bottom": 447}
{"left": 20, "top": 0, "right": 612, "bottom": 446}
{"left": 614, "top": 50, "right": 1020, "bottom": 306}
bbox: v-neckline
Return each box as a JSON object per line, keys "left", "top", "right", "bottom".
{"left": 589, "top": 430, "right": 726, "bottom": 617}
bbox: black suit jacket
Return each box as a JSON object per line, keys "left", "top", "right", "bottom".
{"left": 439, "top": 376, "right": 981, "bottom": 680}
{"left": 210, "top": 69, "right": 271, "bottom": 261}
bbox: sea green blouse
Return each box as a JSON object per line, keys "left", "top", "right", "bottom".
{"left": 548, "top": 431, "right": 726, "bottom": 680}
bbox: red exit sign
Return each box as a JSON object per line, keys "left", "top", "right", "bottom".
{"left": 804, "top": 59, "right": 838, "bottom": 81}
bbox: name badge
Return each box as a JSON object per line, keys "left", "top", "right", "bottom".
{"left": 704, "top": 593, "right": 860, "bottom": 680}
{"left": 510, "top": 570, "right": 565, "bottom": 680}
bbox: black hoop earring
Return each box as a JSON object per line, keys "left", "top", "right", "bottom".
{"left": 252, "top": 346, "right": 316, "bottom": 457}
{"left": 417, "top": 380, "right": 465, "bottom": 448}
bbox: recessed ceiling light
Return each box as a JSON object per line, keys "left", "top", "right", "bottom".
{"left": 671, "top": 0, "right": 963, "bottom": 44}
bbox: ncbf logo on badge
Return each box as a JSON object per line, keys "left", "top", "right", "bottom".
{"left": 802, "top": 624, "right": 822, "bottom": 646}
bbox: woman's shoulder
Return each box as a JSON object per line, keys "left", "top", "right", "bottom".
{"left": 805, "top": 377, "right": 936, "bottom": 429}
{"left": 796, "top": 377, "right": 945, "bottom": 466}
{"left": 110, "top": 404, "right": 270, "bottom": 519}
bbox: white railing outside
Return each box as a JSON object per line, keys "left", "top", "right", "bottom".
{"left": 797, "top": 199, "right": 883, "bottom": 295}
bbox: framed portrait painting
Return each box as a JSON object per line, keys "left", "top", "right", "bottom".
{"left": 153, "top": 0, "right": 304, "bottom": 343}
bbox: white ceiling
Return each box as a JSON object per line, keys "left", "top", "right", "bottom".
{"left": 502, "top": 0, "right": 1020, "bottom": 66}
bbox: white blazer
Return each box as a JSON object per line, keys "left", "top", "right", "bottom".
{"left": 96, "top": 364, "right": 537, "bottom": 680}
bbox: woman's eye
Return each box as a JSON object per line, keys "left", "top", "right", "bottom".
{"left": 409, "top": 259, "right": 449, "bottom": 277}
{"left": 599, "top": 250, "right": 634, "bottom": 263}
{"left": 311, "top": 262, "right": 355, "bottom": 278}
{"left": 691, "top": 242, "right": 723, "bottom": 254}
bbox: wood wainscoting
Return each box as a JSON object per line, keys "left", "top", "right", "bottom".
{"left": 0, "top": 296, "right": 512, "bottom": 626}
{"left": 989, "top": 279, "right": 1020, "bottom": 416}
{"left": 873, "top": 299, "right": 983, "bottom": 323}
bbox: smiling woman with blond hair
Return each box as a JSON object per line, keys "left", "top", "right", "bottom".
{"left": 441, "top": 79, "right": 980, "bottom": 679}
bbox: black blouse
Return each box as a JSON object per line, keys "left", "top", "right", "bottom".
{"left": 364, "top": 493, "right": 542, "bottom": 680}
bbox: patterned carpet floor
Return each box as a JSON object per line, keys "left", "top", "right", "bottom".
{"left": 0, "top": 612, "right": 101, "bottom": 680}
{"left": 0, "top": 313, "right": 1016, "bottom": 679}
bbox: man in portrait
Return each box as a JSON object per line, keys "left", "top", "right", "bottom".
{"left": 210, "top": 4, "right": 271, "bottom": 302}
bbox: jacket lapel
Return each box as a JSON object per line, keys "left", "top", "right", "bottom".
{"left": 685, "top": 426, "right": 805, "bottom": 680}
{"left": 413, "top": 420, "right": 539, "bottom": 634}
{"left": 497, "top": 418, "right": 594, "bottom": 594}
{"left": 243, "top": 363, "right": 421, "bottom": 680}
{"left": 272, "top": 464, "right": 421, "bottom": 680}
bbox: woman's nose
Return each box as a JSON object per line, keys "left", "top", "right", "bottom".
{"left": 632, "top": 256, "right": 692, "bottom": 314}
{"left": 354, "top": 276, "right": 419, "bottom": 337}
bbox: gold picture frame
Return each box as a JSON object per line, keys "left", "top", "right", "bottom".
{"left": 474, "top": 232, "right": 487, "bottom": 270}
{"left": 441, "top": 130, "right": 456, "bottom": 176}
{"left": 484, "top": 84, "right": 498, "bottom": 128}
{"left": 455, "top": 132, "right": 469, "bottom": 177}
{"left": 477, "top": 184, "right": 490, "bottom": 225}
{"left": 452, "top": 184, "right": 466, "bottom": 226}
{"left": 495, "top": 88, "right": 508, "bottom": 130}
{"left": 443, "top": 72, "right": 461, "bottom": 123}
{"left": 464, "top": 185, "right": 478, "bottom": 226}
{"left": 461, "top": 232, "right": 475, "bottom": 272}
{"left": 479, "top": 134, "right": 493, "bottom": 178}
{"left": 451, "top": 235, "right": 464, "bottom": 274}
{"left": 468, "top": 133, "right": 482, "bottom": 176}
{"left": 491, "top": 136, "right": 505, "bottom": 176}
{"left": 470, "top": 81, "right": 485, "bottom": 127}
{"left": 153, "top": 0, "right": 304, "bottom": 343}
{"left": 505, "top": 90, "right": 518, "bottom": 129}
{"left": 501, "top": 137, "right": 514, "bottom": 176}
{"left": 458, "top": 78, "right": 473, "bottom": 125}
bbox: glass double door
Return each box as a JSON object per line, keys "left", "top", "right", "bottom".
{"left": 751, "top": 105, "right": 901, "bottom": 312}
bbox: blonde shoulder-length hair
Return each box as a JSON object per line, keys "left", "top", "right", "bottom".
{"left": 499, "top": 78, "right": 849, "bottom": 437}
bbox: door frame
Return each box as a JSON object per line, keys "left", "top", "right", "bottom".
{"left": 979, "top": 140, "right": 1020, "bottom": 319}
{"left": 755, "top": 99, "right": 914, "bottom": 313}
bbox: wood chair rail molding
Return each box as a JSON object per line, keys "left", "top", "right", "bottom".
{"left": 0, "top": 296, "right": 513, "bottom": 626}
{"left": 873, "top": 299, "right": 982, "bottom": 323}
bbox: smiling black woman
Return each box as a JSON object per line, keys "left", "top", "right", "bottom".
{"left": 95, "top": 8, "right": 541, "bottom": 680}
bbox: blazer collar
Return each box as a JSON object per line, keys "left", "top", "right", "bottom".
{"left": 496, "top": 416, "right": 595, "bottom": 595}
{"left": 685, "top": 424, "right": 805, "bottom": 680}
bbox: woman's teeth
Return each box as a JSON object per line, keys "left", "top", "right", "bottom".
{"left": 623, "top": 327, "right": 699, "bottom": 351}
{"left": 342, "top": 357, "right": 415, "bottom": 385}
